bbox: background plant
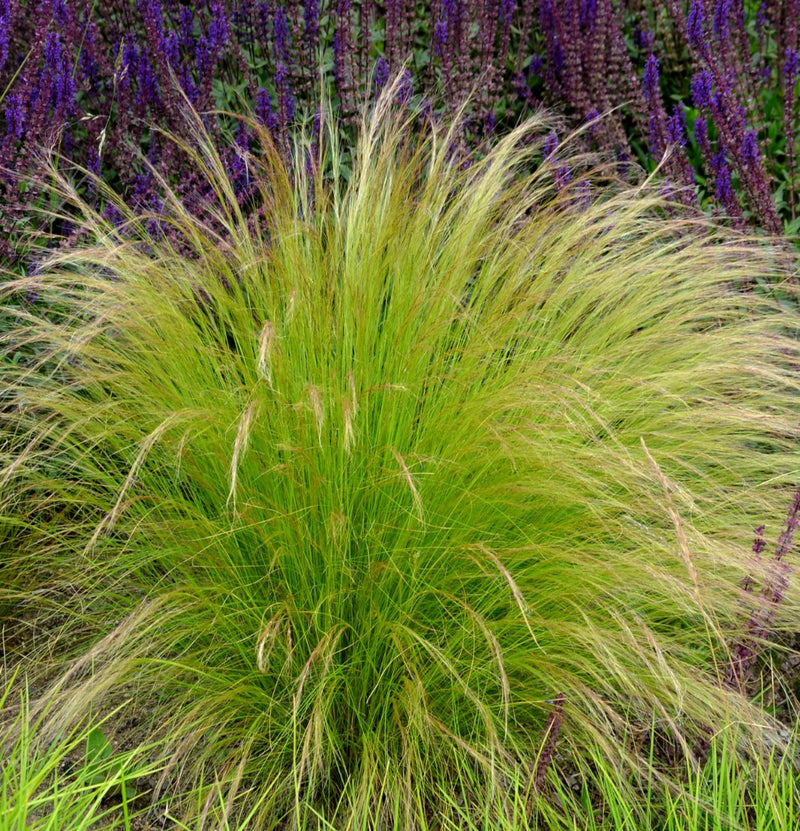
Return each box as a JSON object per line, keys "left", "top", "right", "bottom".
{"left": 3, "top": 91, "right": 800, "bottom": 826}
{"left": 2, "top": 1, "right": 800, "bottom": 272}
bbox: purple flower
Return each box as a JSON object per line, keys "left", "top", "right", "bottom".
{"left": 742, "top": 525, "right": 767, "bottom": 593}
{"left": 208, "top": 0, "right": 229, "bottom": 57}
{"left": 785, "top": 48, "right": 799, "bottom": 88}
{"left": 617, "top": 148, "right": 630, "bottom": 178}
{"left": 52, "top": 0, "right": 68, "bottom": 26}
{"left": 275, "top": 62, "right": 296, "bottom": 122}
{"left": 44, "top": 32, "right": 74, "bottom": 118}
{"left": 712, "top": 150, "right": 733, "bottom": 204}
{"left": 397, "top": 68, "right": 413, "bottom": 104}
{"left": 304, "top": 0, "right": 319, "bottom": 42}
{"left": 755, "top": 2, "right": 768, "bottom": 40}
{"left": 687, "top": 0, "right": 706, "bottom": 53}
{"left": 666, "top": 104, "right": 687, "bottom": 147}
{"left": 256, "top": 87, "right": 278, "bottom": 132}
{"left": 147, "top": 195, "right": 164, "bottom": 240}
{"left": 0, "top": 0, "right": 9, "bottom": 73}
{"left": 24, "top": 286, "right": 40, "bottom": 306}
{"left": 642, "top": 54, "right": 660, "bottom": 106}
{"left": 44, "top": 30, "right": 62, "bottom": 76}
{"left": 5, "top": 93, "right": 24, "bottom": 140}
{"left": 228, "top": 121, "right": 251, "bottom": 195}
{"left": 713, "top": 0, "right": 731, "bottom": 43}
{"left": 120, "top": 36, "right": 139, "bottom": 93}
{"left": 195, "top": 35, "right": 211, "bottom": 80}
{"left": 691, "top": 70, "right": 713, "bottom": 109}
{"left": 501, "top": 0, "right": 514, "bottom": 27}
{"left": 694, "top": 114, "right": 708, "bottom": 148}
{"left": 179, "top": 6, "right": 194, "bottom": 50}
{"left": 635, "top": 28, "right": 655, "bottom": 52}
{"left": 139, "top": 0, "right": 165, "bottom": 49}
{"left": 164, "top": 30, "right": 179, "bottom": 67}
{"left": 78, "top": 24, "right": 101, "bottom": 93}
{"left": 273, "top": 5, "right": 290, "bottom": 64}
{"left": 585, "top": 107, "right": 600, "bottom": 137}
{"left": 772, "top": 487, "right": 800, "bottom": 564}
{"left": 433, "top": 19, "right": 447, "bottom": 57}
{"left": 543, "top": 131, "right": 558, "bottom": 160}
{"left": 580, "top": 0, "right": 598, "bottom": 29}
{"left": 138, "top": 52, "right": 160, "bottom": 108}
{"left": 103, "top": 202, "right": 124, "bottom": 228}
{"left": 133, "top": 171, "right": 152, "bottom": 208}
{"left": 741, "top": 129, "right": 760, "bottom": 168}
{"left": 88, "top": 145, "right": 101, "bottom": 177}
{"left": 373, "top": 56, "right": 389, "bottom": 96}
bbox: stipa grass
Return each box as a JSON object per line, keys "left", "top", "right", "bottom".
{"left": 3, "top": 87, "right": 800, "bottom": 828}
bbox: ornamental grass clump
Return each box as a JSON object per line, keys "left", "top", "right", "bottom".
{"left": 3, "top": 88, "right": 800, "bottom": 828}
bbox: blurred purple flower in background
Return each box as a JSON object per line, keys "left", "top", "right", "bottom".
{"left": 687, "top": 0, "right": 707, "bottom": 53}
{"left": 0, "top": 0, "right": 10, "bottom": 74}
{"left": 691, "top": 70, "right": 713, "bottom": 109}
{"left": 373, "top": 56, "right": 389, "bottom": 97}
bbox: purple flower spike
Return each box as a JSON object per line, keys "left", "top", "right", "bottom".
{"left": 179, "top": 7, "right": 194, "bottom": 50}
{"left": 5, "top": 94, "right": 24, "bottom": 140}
{"left": 642, "top": 54, "right": 660, "bottom": 106}
{"left": 373, "top": 56, "right": 389, "bottom": 97}
{"left": 667, "top": 105, "right": 687, "bottom": 147}
{"left": 691, "top": 70, "right": 714, "bottom": 109}
{"left": 256, "top": 87, "right": 278, "bottom": 132}
{"left": 397, "top": 68, "right": 413, "bottom": 104}
{"left": 585, "top": 108, "right": 600, "bottom": 138}
{"left": 713, "top": 0, "right": 731, "bottom": 43}
{"left": 687, "top": 0, "right": 707, "bottom": 53}
{"left": 580, "top": 0, "right": 598, "bottom": 29}
{"left": 139, "top": 0, "right": 165, "bottom": 49}
{"left": 52, "top": 0, "right": 68, "bottom": 26}
{"left": 44, "top": 30, "right": 62, "bottom": 76}
{"left": 273, "top": 6, "right": 291, "bottom": 64}
{"left": 433, "top": 19, "right": 447, "bottom": 57}
{"left": 304, "top": 0, "right": 320, "bottom": 42}
{"left": 694, "top": 115, "right": 708, "bottom": 149}
{"left": 138, "top": 52, "right": 160, "bottom": 108}
{"left": 0, "top": 0, "right": 9, "bottom": 73}
{"left": 785, "top": 48, "right": 799, "bottom": 88}
{"left": 543, "top": 131, "right": 558, "bottom": 160}
{"left": 741, "top": 129, "right": 760, "bottom": 168}
{"left": 120, "top": 36, "right": 139, "bottom": 93}
{"left": 712, "top": 150, "right": 734, "bottom": 204}
{"left": 165, "top": 30, "right": 179, "bottom": 67}
{"left": 208, "top": 0, "right": 229, "bottom": 57}
{"left": 528, "top": 54, "right": 543, "bottom": 78}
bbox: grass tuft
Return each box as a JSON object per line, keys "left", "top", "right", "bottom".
{"left": 3, "top": 85, "right": 800, "bottom": 827}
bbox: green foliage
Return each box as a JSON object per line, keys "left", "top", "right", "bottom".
{"left": 3, "top": 89, "right": 800, "bottom": 827}
{"left": 0, "top": 672, "right": 160, "bottom": 830}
